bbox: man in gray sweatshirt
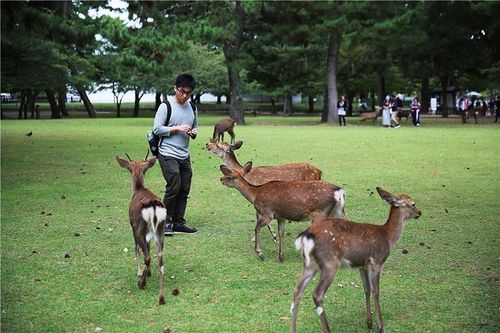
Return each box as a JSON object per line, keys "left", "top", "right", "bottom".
{"left": 153, "top": 73, "right": 198, "bottom": 236}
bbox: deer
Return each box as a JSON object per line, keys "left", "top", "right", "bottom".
{"left": 116, "top": 152, "right": 167, "bottom": 305}
{"left": 290, "top": 187, "right": 422, "bottom": 333}
{"left": 359, "top": 106, "right": 382, "bottom": 125}
{"left": 219, "top": 162, "right": 346, "bottom": 262}
{"left": 206, "top": 139, "right": 322, "bottom": 186}
{"left": 208, "top": 139, "right": 323, "bottom": 242}
{"left": 213, "top": 117, "right": 237, "bottom": 143}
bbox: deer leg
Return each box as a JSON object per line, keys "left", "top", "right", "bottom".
{"left": 290, "top": 265, "right": 317, "bottom": 333}
{"left": 267, "top": 224, "right": 277, "bottom": 242}
{"left": 228, "top": 129, "right": 235, "bottom": 144}
{"left": 359, "top": 268, "right": 372, "bottom": 329}
{"left": 277, "top": 219, "right": 286, "bottom": 262}
{"left": 313, "top": 265, "right": 336, "bottom": 333}
{"left": 369, "top": 266, "right": 386, "bottom": 333}
{"left": 255, "top": 214, "right": 270, "bottom": 261}
{"left": 135, "top": 239, "right": 150, "bottom": 289}
{"left": 135, "top": 243, "right": 143, "bottom": 285}
{"left": 155, "top": 226, "right": 166, "bottom": 305}
{"left": 146, "top": 242, "right": 151, "bottom": 277}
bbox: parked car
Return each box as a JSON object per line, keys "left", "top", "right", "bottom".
{"left": 1, "top": 93, "right": 12, "bottom": 102}
{"left": 66, "top": 93, "right": 81, "bottom": 103}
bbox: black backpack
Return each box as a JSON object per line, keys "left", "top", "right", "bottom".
{"left": 148, "top": 101, "right": 197, "bottom": 156}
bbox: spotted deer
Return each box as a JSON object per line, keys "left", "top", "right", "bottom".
{"left": 116, "top": 152, "right": 167, "bottom": 305}
{"left": 213, "top": 117, "right": 236, "bottom": 143}
{"left": 206, "top": 139, "right": 322, "bottom": 186}
{"left": 290, "top": 187, "right": 421, "bottom": 333}
{"left": 220, "top": 162, "right": 346, "bottom": 262}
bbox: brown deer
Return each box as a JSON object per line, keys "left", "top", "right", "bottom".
{"left": 290, "top": 187, "right": 421, "bottom": 333}
{"left": 213, "top": 118, "right": 236, "bottom": 143}
{"left": 359, "top": 106, "right": 382, "bottom": 125}
{"left": 116, "top": 152, "right": 167, "bottom": 305}
{"left": 206, "top": 139, "right": 322, "bottom": 186}
{"left": 220, "top": 162, "right": 346, "bottom": 262}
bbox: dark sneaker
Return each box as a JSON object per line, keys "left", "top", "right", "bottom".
{"left": 173, "top": 224, "right": 198, "bottom": 234}
{"left": 164, "top": 224, "right": 174, "bottom": 237}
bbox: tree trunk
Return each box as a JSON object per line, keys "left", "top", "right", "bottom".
{"left": 440, "top": 75, "right": 449, "bottom": 117}
{"left": 18, "top": 93, "right": 25, "bottom": 119}
{"left": 377, "top": 71, "right": 385, "bottom": 107}
{"left": 308, "top": 95, "right": 314, "bottom": 113}
{"left": 347, "top": 93, "right": 354, "bottom": 116}
{"left": 155, "top": 92, "right": 162, "bottom": 111}
{"left": 217, "top": 95, "right": 222, "bottom": 104}
{"left": 57, "top": 90, "right": 69, "bottom": 117}
{"left": 76, "top": 86, "right": 97, "bottom": 118}
{"left": 25, "top": 91, "right": 35, "bottom": 119}
{"left": 222, "top": 0, "right": 245, "bottom": 125}
{"left": 46, "top": 89, "right": 59, "bottom": 116}
{"left": 325, "top": 31, "right": 340, "bottom": 124}
{"left": 420, "top": 72, "right": 429, "bottom": 114}
{"left": 270, "top": 98, "right": 277, "bottom": 115}
{"left": 282, "top": 90, "right": 292, "bottom": 116}
{"left": 321, "top": 89, "right": 328, "bottom": 122}
{"left": 52, "top": 92, "right": 62, "bottom": 119}
{"left": 133, "top": 89, "right": 143, "bottom": 117}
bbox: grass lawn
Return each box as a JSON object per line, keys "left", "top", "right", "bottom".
{"left": 1, "top": 115, "right": 499, "bottom": 333}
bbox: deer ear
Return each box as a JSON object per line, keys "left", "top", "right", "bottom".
{"left": 243, "top": 161, "right": 252, "bottom": 174}
{"left": 116, "top": 156, "right": 132, "bottom": 172}
{"left": 145, "top": 156, "right": 157, "bottom": 169}
{"left": 377, "top": 187, "right": 404, "bottom": 206}
{"left": 220, "top": 165, "right": 232, "bottom": 176}
{"left": 232, "top": 141, "right": 243, "bottom": 150}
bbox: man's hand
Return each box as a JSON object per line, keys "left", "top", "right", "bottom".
{"left": 175, "top": 124, "right": 192, "bottom": 133}
{"left": 187, "top": 128, "right": 197, "bottom": 139}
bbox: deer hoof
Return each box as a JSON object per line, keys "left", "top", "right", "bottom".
{"left": 278, "top": 256, "right": 285, "bottom": 262}
{"left": 159, "top": 296, "right": 166, "bottom": 305}
{"left": 258, "top": 252, "right": 265, "bottom": 261}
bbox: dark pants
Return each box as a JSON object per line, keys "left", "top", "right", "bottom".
{"left": 411, "top": 111, "right": 420, "bottom": 126}
{"left": 338, "top": 115, "right": 346, "bottom": 126}
{"left": 158, "top": 155, "right": 192, "bottom": 225}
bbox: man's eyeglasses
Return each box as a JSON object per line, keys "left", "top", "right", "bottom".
{"left": 175, "top": 87, "right": 193, "bottom": 96}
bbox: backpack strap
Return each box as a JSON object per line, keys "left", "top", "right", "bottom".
{"left": 189, "top": 101, "right": 197, "bottom": 128}
{"left": 158, "top": 101, "right": 172, "bottom": 148}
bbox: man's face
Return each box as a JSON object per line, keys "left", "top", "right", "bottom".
{"left": 174, "top": 86, "right": 193, "bottom": 104}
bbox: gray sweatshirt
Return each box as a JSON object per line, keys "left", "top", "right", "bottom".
{"left": 153, "top": 97, "right": 198, "bottom": 159}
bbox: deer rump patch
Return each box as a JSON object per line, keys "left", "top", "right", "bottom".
{"left": 141, "top": 204, "right": 167, "bottom": 242}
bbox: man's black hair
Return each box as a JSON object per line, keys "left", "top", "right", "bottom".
{"left": 175, "top": 73, "right": 196, "bottom": 90}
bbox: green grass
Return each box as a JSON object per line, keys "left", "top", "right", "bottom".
{"left": 1, "top": 116, "right": 499, "bottom": 333}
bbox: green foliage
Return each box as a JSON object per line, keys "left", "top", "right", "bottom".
{"left": 1, "top": 118, "right": 499, "bottom": 332}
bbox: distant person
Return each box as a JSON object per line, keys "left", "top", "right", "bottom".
{"left": 488, "top": 98, "right": 495, "bottom": 115}
{"left": 382, "top": 95, "right": 392, "bottom": 127}
{"left": 495, "top": 95, "right": 500, "bottom": 123}
{"left": 410, "top": 97, "right": 421, "bottom": 127}
{"left": 337, "top": 95, "right": 346, "bottom": 126}
{"left": 460, "top": 96, "right": 470, "bottom": 124}
{"left": 391, "top": 95, "right": 402, "bottom": 128}
{"left": 153, "top": 73, "right": 199, "bottom": 236}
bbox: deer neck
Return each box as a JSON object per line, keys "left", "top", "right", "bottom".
{"left": 233, "top": 177, "right": 258, "bottom": 203}
{"left": 223, "top": 152, "right": 243, "bottom": 170}
{"left": 383, "top": 208, "right": 405, "bottom": 247}
{"left": 132, "top": 171, "right": 145, "bottom": 191}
